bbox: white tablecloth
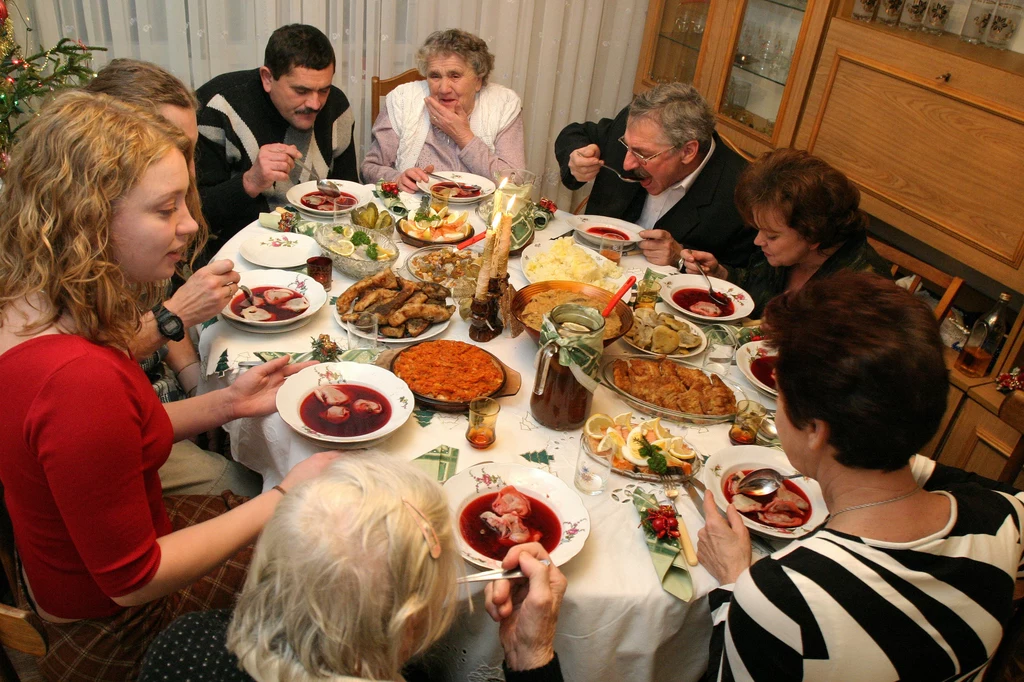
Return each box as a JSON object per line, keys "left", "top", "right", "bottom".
{"left": 197, "top": 191, "right": 777, "bottom": 682}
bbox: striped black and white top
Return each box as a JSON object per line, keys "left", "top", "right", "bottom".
{"left": 706, "top": 458, "right": 1024, "bottom": 681}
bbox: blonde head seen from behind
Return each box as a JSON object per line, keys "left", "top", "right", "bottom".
{"left": 227, "top": 455, "right": 461, "bottom": 681}
{"left": 0, "top": 91, "right": 192, "bottom": 351}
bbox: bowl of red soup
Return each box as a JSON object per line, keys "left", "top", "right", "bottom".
{"left": 569, "top": 214, "right": 644, "bottom": 246}
{"left": 220, "top": 270, "right": 327, "bottom": 328}
{"left": 444, "top": 463, "right": 590, "bottom": 570}
{"left": 737, "top": 341, "right": 778, "bottom": 397}
{"left": 704, "top": 445, "right": 828, "bottom": 538}
{"left": 275, "top": 362, "right": 414, "bottom": 445}
{"left": 286, "top": 180, "right": 374, "bottom": 218}
{"left": 662, "top": 274, "right": 754, "bottom": 322}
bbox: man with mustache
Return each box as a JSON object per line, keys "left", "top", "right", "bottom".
{"left": 555, "top": 83, "right": 754, "bottom": 269}
{"left": 195, "top": 24, "right": 358, "bottom": 259}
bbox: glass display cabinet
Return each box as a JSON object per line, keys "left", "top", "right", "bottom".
{"left": 634, "top": 0, "right": 713, "bottom": 92}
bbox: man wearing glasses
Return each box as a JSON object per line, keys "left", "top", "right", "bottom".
{"left": 555, "top": 83, "right": 754, "bottom": 269}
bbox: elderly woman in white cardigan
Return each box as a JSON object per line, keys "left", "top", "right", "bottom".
{"left": 361, "top": 28, "right": 526, "bottom": 192}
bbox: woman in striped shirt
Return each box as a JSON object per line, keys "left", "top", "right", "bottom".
{"left": 698, "top": 271, "right": 1024, "bottom": 681}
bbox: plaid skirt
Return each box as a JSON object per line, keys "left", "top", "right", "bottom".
{"left": 16, "top": 492, "right": 253, "bottom": 682}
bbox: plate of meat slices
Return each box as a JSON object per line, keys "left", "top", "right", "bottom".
{"left": 332, "top": 269, "right": 455, "bottom": 342}
{"left": 444, "top": 463, "right": 590, "bottom": 570}
{"left": 704, "top": 445, "right": 828, "bottom": 539}
{"left": 220, "top": 269, "right": 327, "bottom": 330}
{"left": 286, "top": 180, "right": 374, "bottom": 219}
{"left": 601, "top": 355, "right": 744, "bottom": 425}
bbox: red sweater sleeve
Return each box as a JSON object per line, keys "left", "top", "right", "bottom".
{"left": 24, "top": 353, "right": 168, "bottom": 603}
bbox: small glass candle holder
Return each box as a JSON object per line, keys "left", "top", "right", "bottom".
{"left": 634, "top": 279, "right": 662, "bottom": 310}
{"left": 306, "top": 256, "right": 333, "bottom": 290}
{"left": 729, "top": 399, "right": 767, "bottom": 446}
{"left": 466, "top": 397, "right": 500, "bottom": 449}
{"left": 900, "top": 0, "right": 930, "bottom": 27}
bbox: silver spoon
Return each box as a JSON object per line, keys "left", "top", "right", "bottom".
{"left": 694, "top": 262, "right": 731, "bottom": 307}
{"left": 600, "top": 165, "right": 643, "bottom": 183}
{"left": 238, "top": 284, "right": 254, "bottom": 307}
{"left": 425, "top": 171, "right": 481, "bottom": 193}
{"left": 316, "top": 180, "right": 344, "bottom": 221}
{"left": 755, "top": 417, "right": 780, "bottom": 447}
{"left": 736, "top": 468, "right": 803, "bottom": 497}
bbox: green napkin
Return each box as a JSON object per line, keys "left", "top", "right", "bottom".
{"left": 412, "top": 444, "right": 459, "bottom": 482}
{"left": 632, "top": 487, "right": 693, "bottom": 602}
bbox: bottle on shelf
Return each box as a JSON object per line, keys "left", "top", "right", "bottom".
{"left": 954, "top": 292, "right": 1012, "bottom": 378}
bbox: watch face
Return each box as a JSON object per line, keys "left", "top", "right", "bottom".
{"left": 154, "top": 305, "right": 185, "bottom": 340}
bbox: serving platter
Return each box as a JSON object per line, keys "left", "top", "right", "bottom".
{"left": 275, "top": 362, "right": 414, "bottom": 446}
{"left": 415, "top": 170, "right": 495, "bottom": 204}
{"left": 704, "top": 445, "right": 827, "bottom": 539}
{"left": 660, "top": 273, "right": 755, "bottom": 323}
{"left": 286, "top": 180, "right": 375, "bottom": 219}
{"left": 238, "top": 231, "right": 321, "bottom": 269}
{"left": 395, "top": 215, "right": 475, "bottom": 248}
{"left": 383, "top": 342, "right": 521, "bottom": 412}
{"left": 568, "top": 214, "right": 644, "bottom": 246}
{"left": 220, "top": 269, "right": 327, "bottom": 329}
{"left": 520, "top": 237, "right": 629, "bottom": 292}
{"left": 331, "top": 304, "right": 451, "bottom": 345}
{"left": 600, "top": 354, "right": 746, "bottom": 425}
{"left": 444, "top": 463, "right": 590, "bottom": 570}
{"left": 736, "top": 340, "right": 778, "bottom": 397}
{"left": 622, "top": 305, "right": 708, "bottom": 359}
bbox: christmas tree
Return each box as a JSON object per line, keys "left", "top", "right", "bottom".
{"left": 0, "top": 0, "right": 104, "bottom": 175}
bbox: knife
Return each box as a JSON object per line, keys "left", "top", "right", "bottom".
{"left": 687, "top": 476, "right": 706, "bottom": 520}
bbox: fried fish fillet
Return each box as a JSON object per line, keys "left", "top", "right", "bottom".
{"left": 336, "top": 269, "right": 397, "bottom": 313}
{"left": 388, "top": 303, "right": 455, "bottom": 326}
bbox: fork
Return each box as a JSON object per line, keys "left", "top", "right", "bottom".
{"left": 660, "top": 474, "right": 698, "bottom": 566}
{"left": 600, "top": 165, "right": 643, "bottom": 184}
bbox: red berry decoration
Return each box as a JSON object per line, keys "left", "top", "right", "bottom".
{"left": 0, "top": 1, "right": 8, "bottom": 25}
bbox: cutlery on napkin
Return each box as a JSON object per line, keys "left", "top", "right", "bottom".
{"left": 632, "top": 487, "right": 694, "bottom": 601}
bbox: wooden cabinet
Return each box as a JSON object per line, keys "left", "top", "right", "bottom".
{"left": 793, "top": 16, "right": 1024, "bottom": 292}
{"left": 920, "top": 382, "right": 966, "bottom": 459}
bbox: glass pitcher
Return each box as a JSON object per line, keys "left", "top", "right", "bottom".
{"left": 530, "top": 305, "right": 604, "bottom": 431}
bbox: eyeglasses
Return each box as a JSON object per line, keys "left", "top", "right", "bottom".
{"left": 618, "top": 136, "right": 677, "bottom": 166}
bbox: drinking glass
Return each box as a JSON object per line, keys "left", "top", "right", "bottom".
{"left": 347, "top": 312, "right": 379, "bottom": 351}
{"left": 466, "top": 397, "right": 500, "bottom": 449}
{"left": 923, "top": 0, "right": 956, "bottom": 32}
{"left": 702, "top": 324, "right": 738, "bottom": 375}
{"left": 729, "top": 400, "right": 767, "bottom": 446}
{"left": 430, "top": 185, "right": 452, "bottom": 214}
{"left": 853, "top": 0, "right": 880, "bottom": 20}
{"left": 960, "top": 0, "right": 997, "bottom": 40}
{"left": 634, "top": 279, "right": 662, "bottom": 310}
{"left": 574, "top": 435, "right": 611, "bottom": 495}
{"left": 900, "top": 0, "right": 930, "bottom": 27}
{"left": 984, "top": 0, "right": 1023, "bottom": 48}
{"left": 878, "top": 0, "right": 907, "bottom": 23}
{"left": 492, "top": 169, "right": 536, "bottom": 219}
{"left": 598, "top": 235, "right": 625, "bottom": 265}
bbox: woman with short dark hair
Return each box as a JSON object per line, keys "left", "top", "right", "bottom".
{"left": 361, "top": 28, "right": 526, "bottom": 192}
{"left": 697, "top": 271, "right": 1024, "bottom": 681}
{"left": 682, "top": 148, "right": 889, "bottom": 316}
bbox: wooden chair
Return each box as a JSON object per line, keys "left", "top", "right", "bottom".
{"left": 867, "top": 236, "right": 965, "bottom": 322}
{"left": 0, "top": 485, "right": 47, "bottom": 681}
{"left": 717, "top": 133, "right": 756, "bottom": 162}
{"left": 370, "top": 68, "right": 425, "bottom": 122}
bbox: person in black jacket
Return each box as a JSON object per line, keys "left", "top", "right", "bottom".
{"left": 555, "top": 83, "right": 754, "bottom": 269}
{"left": 195, "top": 24, "right": 359, "bottom": 259}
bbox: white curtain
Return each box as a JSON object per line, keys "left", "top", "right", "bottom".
{"left": 14, "top": 0, "right": 648, "bottom": 209}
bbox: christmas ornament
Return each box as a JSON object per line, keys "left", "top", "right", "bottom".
{"left": 0, "top": 1, "right": 9, "bottom": 25}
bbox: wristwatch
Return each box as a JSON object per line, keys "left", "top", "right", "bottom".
{"left": 152, "top": 304, "right": 185, "bottom": 342}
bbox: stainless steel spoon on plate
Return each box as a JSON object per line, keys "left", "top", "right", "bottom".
{"left": 425, "top": 171, "right": 481, "bottom": 193}
{"left": 237, "top": 284, "right": 254, "bottom": 307}
{"left": 736, "top": 467, "right": 804, "bottom": 497}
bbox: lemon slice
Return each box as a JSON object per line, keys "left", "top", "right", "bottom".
{"left": 613, "top": 411, "right": 633, "bottom": 428}
{"left": 584, "top": 413, "right": 614, "bottom": 440}
{"left": 596, "top": 430, "right": 625, "bottom": 457}
{"left": 639, "top": 417, "right": 671, "bottom": 441}
{"left": 623, "top": 426, "right": 651, "bottom": 466}
{"left": 341, "top": 226, "right": 356, "bottom": 238}
{"left": 333, "top": 240, "right": 355, "bottom": 257}
{"left": 653, "top": 437, "right": 695, "bottom": 464}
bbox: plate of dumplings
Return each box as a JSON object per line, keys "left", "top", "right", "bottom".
{"left": 623, "top": 306, "right": 707, "bottom": 358}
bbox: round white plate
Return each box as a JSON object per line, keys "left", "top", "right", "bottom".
{"left": 275, "top": 362, "right": 414, "bottom": 445}
{"left": 622, "top": 305, "right": 708, "bottom": 359}
{"left": 568, "top": 214, "right": 644, "bottom": 246}
{"left": 704, "top": 445, "right": 827, "bottom": 539}
{"left": 286, "top": 180, "right": 375, "bottom": 219}
{"left": 415, "top": 171, "right": 495, "bottom": 204}
{"left": 737, "top": 340, "right": 778, "bottom": 397}
{"left": 220, "top": 270, "right": 327, "bottom": 328}
{"left": 443, "top": 463, "right": 591, "bottom": 570}
{"left": 239, "top": 232, "right": 320, "bottom": 269}
{"left": 219, "top": 313, "right": 317, "bottom": 336}
{"left": 660, "top": 273, "right": 755, "bottom": 322}
{"left": 330, "top": 304, "right": 452, "bottom": 345}
{"left": 520, "top": 237, "right": 629, "bottom": 293}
